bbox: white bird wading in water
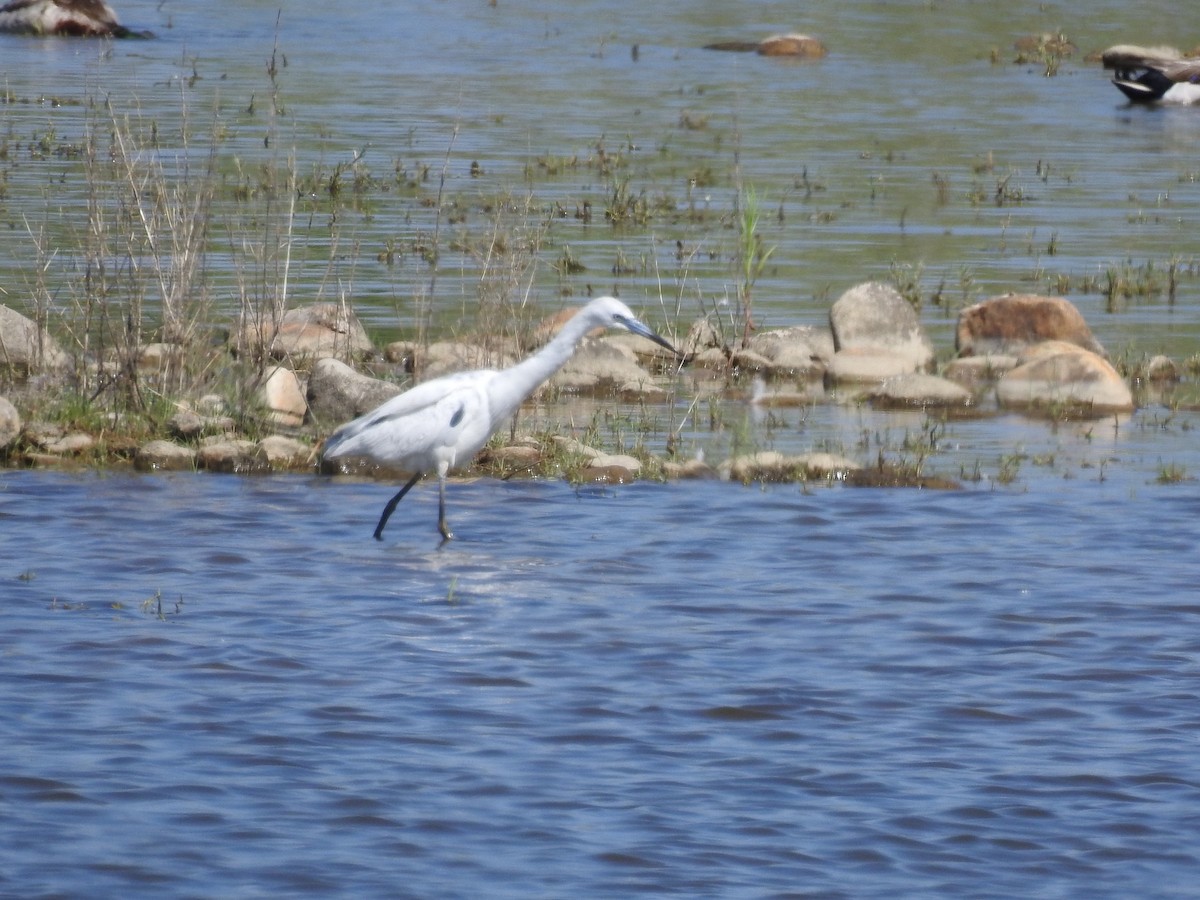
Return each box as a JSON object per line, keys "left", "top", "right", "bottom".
{"left": 321, "top": 296, "right": 677, "bottom": 541}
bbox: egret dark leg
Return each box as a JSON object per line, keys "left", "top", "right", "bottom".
{"left": 437, "top": 475, "right": 454, "bottom": 541}
{"left": 373, "top": 472, "right": 423, "bottom": 541}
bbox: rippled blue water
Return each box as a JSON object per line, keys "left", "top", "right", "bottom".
{"left": 3, "top": 469, "right": 1200, "bottom": 898}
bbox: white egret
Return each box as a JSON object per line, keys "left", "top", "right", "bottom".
{"left": 322, "top": 296, "right": 677, "bottom": 541}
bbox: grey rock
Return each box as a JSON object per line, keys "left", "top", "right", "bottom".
{"left": 0, "top": 305, "right": 69, "bottom": 373}
{"left": 870, "top": 373, "right": 973, "bottom": 409}
{"left": 829, "top": 282, "right": 934, "bottom": 373}
{"left": 0, "top": 396, "right": 21, "bottom": 450}
{"left": 306, "top": 357, "right": 403, "bottom": 427}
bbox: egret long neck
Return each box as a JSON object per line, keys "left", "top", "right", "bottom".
{"left": 491, "top": 315, "right": 595, "bottom": 418}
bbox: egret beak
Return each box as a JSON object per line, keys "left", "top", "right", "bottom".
{"left": 616, "top": 315, "right": 678, "bottom": 356}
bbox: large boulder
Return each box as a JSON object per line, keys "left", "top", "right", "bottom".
{"left": 0, "top": 305, "right": 69, "bottom": 373}
{"left": 551, "top": 339, "right": 661, "bottom": 395}
{"left": 745, "top": 325, "right": 833, "bottom": 377}
{"left": 237, "top": 303, "right": 374, "bottom": 361}
{"left": 306, "top": 357, "right": 403, "bottom": 427}
{"left": 828, "top": 282, "right": 933, "bottom": 383}
{"left": 956, "top": 294, "right": 1105, "bottom": 357}
{"left": 997, "top": 343, "right": 1133, "bottom": 413}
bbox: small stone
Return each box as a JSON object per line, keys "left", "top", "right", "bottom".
{"left": 552, "top": 340, "right": 659, "bottom": 393}
{"left": 551, "top": 436, "right": 602, "bottom": 461}
{"left": 756, "top": 33, "right": 828, "bottom": 57}
{"left": 726, "top": 451, "right": 804, "bottom": 482}
{"left": 869, "top": 373, "right": 973, "bottom": 409}
{"left": 590, "top": 453, "right": 642, "bottom": 474}
{"left": 662, "top": 458, "right": 719, "bottom": 479}
{"left": 797, "top": 452, "right": 861, "bottom": 478}
{"left": 1144, "top": 355, "right": 1179, "bottom": 382}
{"left": 580, "top": 464, "right": 636, "bottom": 483}
{"left": 168, "top": 408, "right": 234, "bottom": 440}
{"left": 42, "top": 433, "right": 95, "bottom": 455}
{"left": 481, "top": 444, "right": 542, "bottom": 470}
{"left": 197, "top": 440, "right": 270, "bottom": 474}
{"left": 22, "top": 421, "right": 63, "bottom": 449}
{"left": 135, "top": 440, "right": 197, "bottom": 472}
{"left": 257, "top": 435, "right": 311, "bottom": 469}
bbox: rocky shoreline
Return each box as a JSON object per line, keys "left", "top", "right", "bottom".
{"left": 0, "top": 283, "right": 1191, "bottom": 489}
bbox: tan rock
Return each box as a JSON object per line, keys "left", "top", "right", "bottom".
{"left": 254, "top": 365, "right": 308, "bottom": 427}
{"left": 258, "top": 435, "right": 311, "bottom": 469}
{"left": 758, "top": 34, "right": 827, "bottom": 57}
{"left": 956, "top": 294, "right": 1105, "bottom": 357}
{"left": 590, "top": 453, "right": 642, "bottom": 474}
{"left": 42, "top": 433, "right": 95, "bottom": 455}
{"left": 237, "top": 302, "right": 374, "bottom": 361}
{"left": 997, "top": 348, "right": 1133, "bottom": 413}
{"left": 662, "top": 457, "right": 719, "bottom": 479}
{"left": 580, "top": 464, "right": 637, "bottom": 483}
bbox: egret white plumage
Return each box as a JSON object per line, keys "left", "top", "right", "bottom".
{"left": 321, "top": 296, "right": 677, "bottom": 541}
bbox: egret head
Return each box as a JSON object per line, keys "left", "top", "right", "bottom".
{"left": 590, "top": 296, "right": 677, "bottom": 355}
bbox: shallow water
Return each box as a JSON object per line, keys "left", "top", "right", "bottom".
{"left": 4, "top": 1, "right": 1200, "bottom": 896}
{"left": 3, "top": 468, "right": 1200, "bottom": 898}
{"left": 1, "top": 0, "right": 1198, "bottom": 348}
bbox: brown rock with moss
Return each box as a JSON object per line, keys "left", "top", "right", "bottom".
{"left": 956, "top": 295, "right": 1105, "bottom": 358}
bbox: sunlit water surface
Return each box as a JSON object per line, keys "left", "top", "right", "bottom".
{"left": 3, "top": 468, "right": 1200, "bottom": 898}
{"left": 4, "top": 1, "right": 1200, "bottom": 896}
